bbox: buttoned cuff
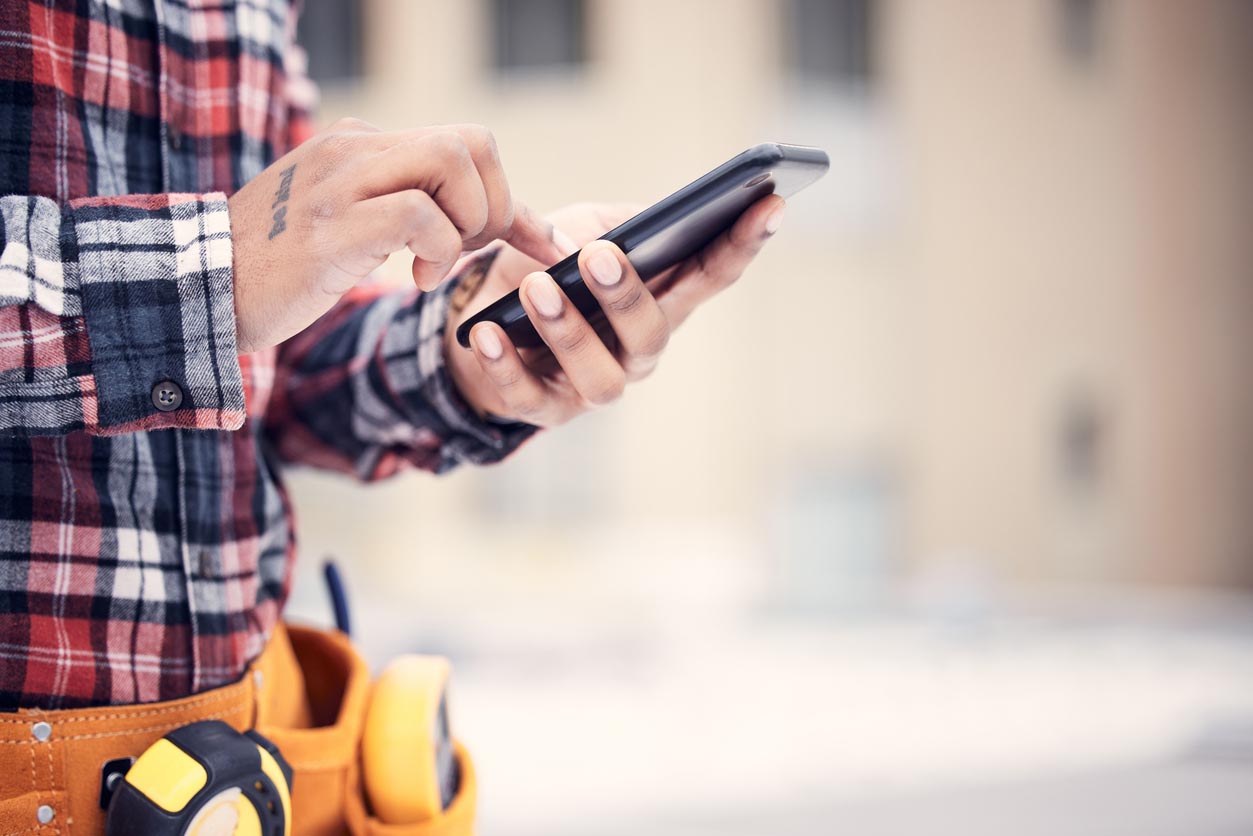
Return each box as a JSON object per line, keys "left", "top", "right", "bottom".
{"left": 67, "top": 193, "right": 245, "bottom": 434}
{"left": 409, "top": 272, "right": 539, "bottom": 468}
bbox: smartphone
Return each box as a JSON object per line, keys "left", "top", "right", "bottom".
{"left": 455, "top": 142, "right": 830, "bottom": 349}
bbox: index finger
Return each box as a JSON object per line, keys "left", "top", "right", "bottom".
{"left": 503, "top": 200, "right": 571, "bottom": 268}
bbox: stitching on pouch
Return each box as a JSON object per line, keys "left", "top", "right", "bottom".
{"left": 0, "top": 686, "right": 247, "bottom": 727}
{"left": 45, "top": 743, "right": 58, "bottom": 836}
{"left": 0, "top": 706, "right": 246, "bottom": 744}
{"left": 27, "top": 738, "right": 36, "bottom": 801}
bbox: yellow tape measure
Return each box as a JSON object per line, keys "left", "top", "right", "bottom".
{"left": 362, "top": 655, "right": 459, "bottom": 825}
{"left": 105, "top": 720, "right": 293, "bottom": 836}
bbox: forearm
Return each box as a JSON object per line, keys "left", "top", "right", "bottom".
{"left": 263, "top": 256, "right": 537, "bottom": 480}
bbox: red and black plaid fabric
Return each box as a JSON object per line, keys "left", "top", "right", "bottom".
{"left": 0, "top": 0, "right": 533, "bottom": 711}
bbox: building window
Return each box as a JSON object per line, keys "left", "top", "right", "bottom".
{"left": 786, "top": 0, "right": 876, "bottom": 88}
{"left": 296, "top": 0, "right": 364, "bottom": 84}
{"left": 491, "top": 0, "right": 587, "bottom": 72}
{"left": 1059, "top": 390, "right": 1106, "bottom": 496}
{"left": 1059, "top": 0, "right": 1104, "bottom": 67}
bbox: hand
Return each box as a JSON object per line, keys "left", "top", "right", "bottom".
{"left": 227, "top": 118, "right": 565, "bottom": 354}
{"left": 445, "top": 195, "right": 786, "bottom": 427}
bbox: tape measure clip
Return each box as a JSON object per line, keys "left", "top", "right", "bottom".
{"left": 98, "top": 757, "right": 134, "bottom": 810}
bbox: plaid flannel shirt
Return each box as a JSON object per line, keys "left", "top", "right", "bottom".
{"left": 0, "top": 0, "right": 534, "bottom": 711}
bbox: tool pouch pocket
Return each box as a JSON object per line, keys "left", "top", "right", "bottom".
{"left": 255, "top": 624, "right": 476, "bottom": 836}
{"left": 0, "top": 622, "right": 476, "bottom": 836}
{"left": 0, "top": 665, "right": 257, "bottom": 836}
{"left": 252, "top": 623, "right": 368, "bottom": 836}
{"left": 342, "top": 743, "right": 477, "bottom": 836}
{"left": 0, "top": 792, "right": 58, "bottom": 836}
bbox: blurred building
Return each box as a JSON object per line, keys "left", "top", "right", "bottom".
{"left": 285, "top": 0, "right": 1253, "bottom": 606}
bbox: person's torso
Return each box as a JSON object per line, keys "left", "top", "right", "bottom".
{"left": 0, "top": 0, "right": 300, "bottom": 710}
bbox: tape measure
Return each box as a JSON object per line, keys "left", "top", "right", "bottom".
{"left": 105, "top": 720, "right": 293, "bottom": 836}
{"left": 361, "top": 655, "right": 459, "bottom": 824}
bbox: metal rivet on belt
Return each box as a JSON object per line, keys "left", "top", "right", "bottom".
{"left": 36, "top": 805, "right": 54, "bottom": 824}
{"left": 31, "top": 721, "right": 51, "bottom": 742}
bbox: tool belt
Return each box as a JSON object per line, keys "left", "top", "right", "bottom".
{"left": 0, "top": 623, "right": 476, "bottom": 836}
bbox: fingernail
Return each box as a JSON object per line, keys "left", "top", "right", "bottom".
{"left": 587, "top": 249, "right": 622, "bottom": 286}
{"left": 473, "top": 326, "right": 502, "bottom": 360}
{"left": 526, "top": 273, "right": 564, "bottom": 318}
{"left": 552, "top": 227, "right": 578, "bottom": 258}
{"left": 765, "top": 204, "right": 785, "bottom": 235}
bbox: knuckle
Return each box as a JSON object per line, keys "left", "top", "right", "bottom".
{"left": 488, "top": 213, "right": 513, "bottom": 244}
{"left": 329, "top": 116, "right": 379, "bottom": 134}
{"left": 399, "top": 190, "right": 429, "bottom": 217}
{"left": 308, "top": 194, "right": 342, "bottom": 223}
{"left": 510, "top": 394, "right": 546, "bottom": 420}
{"left": 606, "top": 283, "right": 646, "bottom": 315}
{"left": 476, "top": 210, "right": 511, "bottom": 246}
{"left": 584, "top": 372, "right": 626, "bottom": 407}
{"left": 316, "top": 131, "right": 357, "bottom": 165}
{"left": 623, "top": 355, "right": 659, "bottom": 381}
{"left": 437, "top": 226, "right": 463, "bottom": 261}
{"left": 483, "top": 196, "right": 515, "bottom": 242}
{"left": 462, "top": 201, "right": 490, "bottom": 239}
{"left": 404, "top": 195, "right": 456, "bottom": 243}
{"left": 638, "top": 318, "right": 671, "bottom": 357}
{"left": 492, "top": 366, "right": 525, "bottom": 391}
{"left": 459, "top": 123, "right": 498, "bottom": 158}
{"left": 424, "top": 238, "right": 461, "bottom": 268}
{"left": 553, "top": 323, "right": 591, "bottom": 355}
{"left": 424, "top": 131, "right": 472, "bottom": 166}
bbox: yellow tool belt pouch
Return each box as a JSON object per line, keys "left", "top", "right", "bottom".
{"left": 0, "top": 623, "right": 477, "bottom": 836}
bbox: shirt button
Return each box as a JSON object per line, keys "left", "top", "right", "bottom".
{"left": 168, "top": 125, "right": 182, "bottom": 150}
{"left": 151, "top": 380, "right": 184, "bottom": 411}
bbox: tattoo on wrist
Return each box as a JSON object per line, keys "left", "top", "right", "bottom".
{"left": 268, "top": 164, "right": 296, "bottom": 240}
{"left": 447, "top": 247, "right": 502, "bottom": 315}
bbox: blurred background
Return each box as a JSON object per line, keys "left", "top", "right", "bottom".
{"left": 282, "top": 1, "right": 1253, "bottom": 833}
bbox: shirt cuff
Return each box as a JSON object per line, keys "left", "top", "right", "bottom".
{"left": 406, "top": 260, "right": 538, "bottom": 468}
{"left": 67, "top": 193, "right": 246, "bottom": 434}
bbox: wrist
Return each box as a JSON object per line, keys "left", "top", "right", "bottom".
{"left": 440, "top": 248, "right": 503, "bottom": 417}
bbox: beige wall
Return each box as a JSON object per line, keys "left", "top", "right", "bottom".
{"left": 891, "top": 0, "right": 1253, "bottom": 585}
{"left": 288, "top": 0, "right": 1252, "bottom": 592}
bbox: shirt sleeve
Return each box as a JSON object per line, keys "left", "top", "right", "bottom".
{"left": 0, "top": 192, "right": 245, "bottom": 436}
{"left": 283, "top": 32, "right": 318, "bottom": 148}
{"left": 262, "top": 250, "right": 539, "bottom": 480}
